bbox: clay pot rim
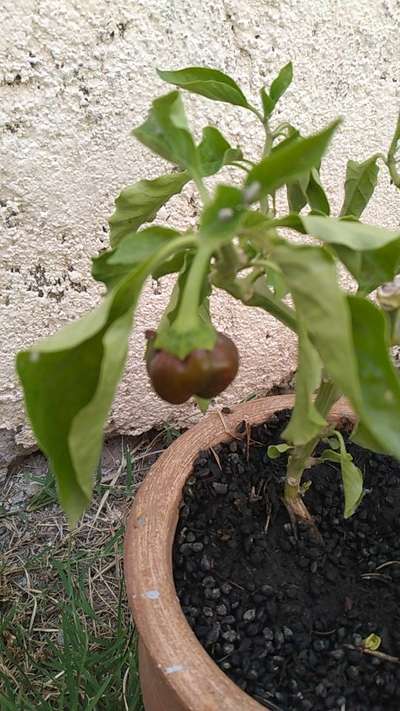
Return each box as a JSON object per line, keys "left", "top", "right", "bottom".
{"left": 124, "top": 395, "right": 354, "bottom": 711}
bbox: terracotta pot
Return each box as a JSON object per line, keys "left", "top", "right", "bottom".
{"left": 124, "top": 395, "right": 354, "bottom": 711}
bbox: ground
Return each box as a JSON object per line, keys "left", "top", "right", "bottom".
{"left": 0, "top": 424, "right": 181, "bottom": 710}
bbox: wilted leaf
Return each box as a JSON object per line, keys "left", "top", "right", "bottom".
{"left": 198, "top": 126, "right": 243, "bottom": 176}
{"left": 133, "top": 91, "right": 200, "bottom": 178}
{"left": 340, "top": 156, "right": 379, "bottom": 219}
{"left": 109, "top": 172, "right": 189, "bottom": 247}
{"left": 283, "top": 318, "right": 327, "bottom": 446}
{"left": 16, "top": 262, "right": 152, "bottom": 525}
{"left": 273, "top": 242, "right": 362, "bottom": 411}
{"left": 348, "top": 296, "right": 400, "bottom": 461}
{"left": 93, "top": 226, "right": 181, "bottom": 288}
{"left": 321, "top": 430, "right": 364, "bottom": 518}
{"left": 267, "top": 443, "right": 292, "bottom": 459}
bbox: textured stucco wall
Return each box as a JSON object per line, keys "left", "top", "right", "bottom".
{"left": 1, "top": 0, "right": 399, "bottom": 458}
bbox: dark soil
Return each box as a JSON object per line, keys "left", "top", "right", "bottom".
{"left": 173, "top": 409, "right": 400, "bottom": 711}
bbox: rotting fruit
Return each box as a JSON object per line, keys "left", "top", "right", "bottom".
{"left": 146, "top": 331, "right": 239, "bottom": 404}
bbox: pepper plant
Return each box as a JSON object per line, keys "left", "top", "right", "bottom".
{"left": 16, "top": 64, "right": 400, "bottom": 527}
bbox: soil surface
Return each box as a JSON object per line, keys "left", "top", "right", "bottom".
{"left": 173, "top": 409, "right": 400, "bottom": 711}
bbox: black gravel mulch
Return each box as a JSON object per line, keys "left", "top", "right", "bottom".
{"left": 173, "top": 409, "right": 400, "bottom": 711}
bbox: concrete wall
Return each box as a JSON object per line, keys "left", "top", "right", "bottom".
{"left": 1, "top": 0, "right": 399, "bottom": 460}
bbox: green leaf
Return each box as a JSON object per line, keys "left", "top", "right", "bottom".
{"left": 301, "top": 215, "right": 400, "bottom": 293}
{"left": 16, "top": 263, "right": 151, "bottom": 525}
{"left": 133, "top": 91, "right": 200, "bottom": 178}
{"left": 306, "top": 168, "right": 330, "bottom": 215}
{"left": 133, "top": 112, "right": 177, "bottom": 163}
{"left": 270, "top": 62, "right": 293, "bottom": 105}
{"left": 245, "top": 121, "right": 340, "bottom": 201}
{"left": 261, "top": 62, "right": 293, "bottom": 117}
{"left": 321, "top": 430, "right": 363, "bottom": 518}
{"left": 287, "top": 173, "right": 309, "bottom": 213}
{"left": 260, "top": 88, "right": 274, "bottom": 118}
{"left": 341, "top": 464, "right": 363, "bottom": 518}
{"left": 109, "top": 172, "right": 189, "bottom": 247}
{"left": 263, "top": 261, "right": 289, "bottom": 300}
{"left": 152, "top": 250, "right": 188, "bottom": 280}
{"left": 157, "top": 66, "right": 250, "bottom": 108}
{"left": 273, "top": 242, "right": 362, "bottom": 411}
{"left": 93, "top": 226, "right": 181, "bottom": 288}
{"left": 198, "top": 126, "right": 243, "bottom": 177}
{"left": 363, "top": 633, "right": 381, "bottom": 651}
{"left": 348, "top": 296, "right": 400, "bottom": 461}
{"left": 340, "top": 156, "right": 379, "bottom": 218}
{"left": 194, "top": 395, "right": 211, "bottom": 413}
{"left": 272, "top": 128, "right": 300, "bottom": 153}
{"left": 283, "top": 318, "right": 326, "bottom": 445}
{"left": 267, "top": 443, "right": 292, "bottom": 459}
{"left": 199, "top": 185, "right": 246, "bottom": 244}
{"left": 291, "top": 214, "right": 400, "bottom": 252}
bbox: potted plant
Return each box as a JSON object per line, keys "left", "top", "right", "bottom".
{"left": 16, "top": 64, "right": 400, "bottom": 710}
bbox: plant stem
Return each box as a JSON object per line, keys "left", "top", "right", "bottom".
{"left": 172, "top": 244, "right": 213, "bottom": 333}
{"left": 272, "top": 122, "right": 294, "bottom": 138}
{"left": 193, "top": 174, "right": 210, "bottom": 204}
{"left": 284, "top": 379, "right": 341, "bottom": 508}
{"left": 214, "top": 272, "right": 298, "bottom": 333}
{"left": 259, "top": 121, "right": 274, "bottom": 215}
{"left": 387, "top": 111, "right": 400, "bottom": 188}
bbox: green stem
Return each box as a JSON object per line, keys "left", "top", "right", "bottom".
{"left": 387, "top": 111, "right": 400, "bottom": 188}
{"left": 259, "top": 121, "right": 274, "bottom": 215}
{"left": 193, "top": 174, "right": 210, "bottom": 204}
{"left": 172, "top": 244, "right": 213, "bottom": 333}
{"left": 230, "top": 161, "right": 251, "bottom": 174}
{"left": 284, "top": 379, "right": 341, "bottom": 504}
{"left": 214, "top": 272, "right": 298, "bottom": 333}
{"left": 249, "top": 105, "right": 265, "bottom": 124}
{"left": 150, "top": 233, "right": 197, "bottom": 273}
{"left": 272, "top": 122, "right": 294, "bottom": 138}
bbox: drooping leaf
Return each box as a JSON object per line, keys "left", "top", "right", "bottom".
{"left": 340, "top": 156, "right": 379, "bottom": 218}
{"left": 109, "top": 172, "right": 189, "bottom": 247}
{"left": 273, "top": 242, "right": 362, "bottom": 411}
{"left": 16, "top": 262, "right": 152, "bottom": 525}
{"left": 263, "top": 261, "right": 289, "bottom": 300}
{"left": 301, "top": 215, "right": 400, "bottom": 293}
{"left": 261, "top": 62, "right": 293, "bottom": 117}
{"left": 387, "top": 111, "right": 400, "bottom": 188}
{"left": 348, "top": 296, "right": 400, "bottom": 461}
{"left": 245, "top": 121, "right": 340, "bottom": 202}
{"left": 133, "top": 91, "right": 200, "bottom": 178}
{"left": 321, "top": 430, "right": 363, "bottom": 518}
{"left": 152, "top": 250, "right": 188, "bottom": 280}
{"left": 306, "top": 168, "right": 330, "bottom": 215}
{"left": 93, "top": 226, "right": 181, "bottom": 288}
{"left": 132, "top": 113, "right": 177, "bottom": 164}
{"left": 287, "top": 173, "right": 309, "bottom": 213}
{"left": 283, "top": 318, "right": 326, "bottom": 446}
{"left": 198, "top": 126, "right": 243, "bottom": 177}
{"left": 267, "top": 442, "right": 292, "bottom": 459}
{"left": 157, "top": 66, "right": 250, "bottom": 108}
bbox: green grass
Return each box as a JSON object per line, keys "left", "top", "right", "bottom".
{"left": 0, "top": 434, "right": 166, "bottom": 710}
